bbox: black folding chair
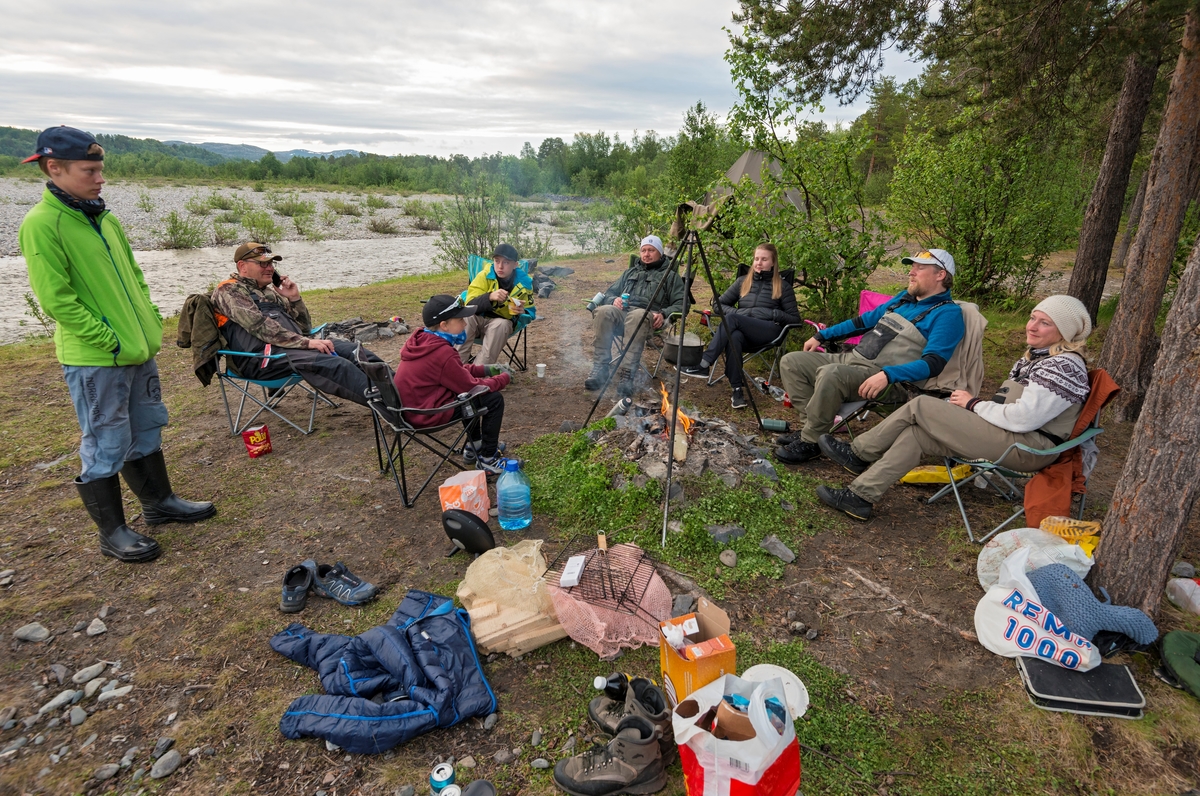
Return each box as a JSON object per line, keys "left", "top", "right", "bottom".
{"left": 358, "top": 354, "right": 490, "bottom": 508}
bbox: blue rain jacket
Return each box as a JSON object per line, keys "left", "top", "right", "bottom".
{"left": 270, "top": 590, "right": 496, "bottom": 754}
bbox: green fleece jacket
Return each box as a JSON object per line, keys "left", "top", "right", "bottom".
{"left": 19, "top": 189, "right": 163, "bottom": 367}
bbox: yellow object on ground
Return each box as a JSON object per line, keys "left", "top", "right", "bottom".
{"left": 900, "top": 464, "right": 974, "bottom": 484}
{"left": 1040, "top": 515, "right": 1101, "bottom": 542}
{"left": 1076, "top": 535, "right": 1100, "bottom": 557}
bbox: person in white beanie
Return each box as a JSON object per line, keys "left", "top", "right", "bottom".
{"left": 815, "top": 294, "right": 1093, "bottom": 520}
{"left": 584, "top": 235, "right": 686, "bottom": 396}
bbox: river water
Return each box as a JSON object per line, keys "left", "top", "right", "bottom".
{"left": 1, "top": 235, "right": 451, "bottom": 344}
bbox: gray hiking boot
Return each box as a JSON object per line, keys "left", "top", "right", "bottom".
{"left": 587, "top": 678, "right": 674, "bottom": 759}
{"left": 553, "top": 714, "right": 666, "bottom": 796}
{"left": 585, "top": 362, "right": 612, "bottom": 391}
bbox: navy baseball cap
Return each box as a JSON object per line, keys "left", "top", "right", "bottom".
{"left": 422, "top": 294, "right": 477, "bottom": 327}
{"left": 22, "top": 126, "right": 103, "bottom": 164}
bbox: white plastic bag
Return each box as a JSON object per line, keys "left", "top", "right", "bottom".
{"left": 974, "top": 547, "right": 1101, "bottom": 672}
{"left": 672, "top": 674, "right": 801, "bottom": 796}
{"left": 1166, "top": 578, "right": 1200, "bottom": 615}
{"left": 977, "top": 528, "right": 1094, "bottom": 590}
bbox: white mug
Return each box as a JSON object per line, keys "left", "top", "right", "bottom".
{"left": 536, "top": 363, "right": 546, "bottom": 378}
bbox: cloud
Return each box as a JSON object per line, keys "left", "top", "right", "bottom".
{"left": 0, "top": 0, "right": 747, "bottom": 156}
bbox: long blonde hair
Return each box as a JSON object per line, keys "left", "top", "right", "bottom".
{"left": 1027, "top": 339, "right": 1088, "bottom": 363}
{"left": 740, "top": 243, "right": 783, "bottom": 300}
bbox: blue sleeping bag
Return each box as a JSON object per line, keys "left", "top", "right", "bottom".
{"left": 270, "top": 590, "right": 496, "bottom": 754}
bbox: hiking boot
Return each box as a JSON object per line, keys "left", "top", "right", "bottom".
{"left": 76, "top": 475, "right": 161, "bottom": 563}
{"left": 553, "top": 714, "right": 666, "bottom": 796}
{"left": 585, "top": 363, "right": 612, "bottom": 391}
{"left": 304, "top": 559, "right": 378, "bottom": 605}
{"left": 121, "top": 449, "right": 216, "bottom": 525}
{"left": 775, "top": 439, "right": 821, "bottom": 464}
{"left": 588, "top": 679, "right": 675, "bottom": 761}
{"left": 775, "top": 431, "right": 801, "bottom": 446}
{"left": 816, "top": 485, "right": 873, "bottom": 521}
{"left": 730, "top": 388, "right": 748, "bottom": 409}
{"left": 615, "top": 372, "right": 636, "bottom": 398}
{"left": 818, "top": 434, "right": 869, "bottom": 475}
{"left": 679, "top": 364, "right": 711, "bottom": 380}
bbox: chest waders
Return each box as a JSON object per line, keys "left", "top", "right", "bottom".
{"left": 990, "top": 368, "right": 1085, "bottom": 445}
{"left": 847, "top": 299, "right": 952, "bottom": 388}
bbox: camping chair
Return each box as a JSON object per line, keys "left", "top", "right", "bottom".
{"left": 925, "top": 424, "right": 1105, "bottom": 545}
{"left": 703, "top": 264, "right": 801, "bottom": 387}
{"left": 593, "top": 254, "right": 693, "bottom": 385}
{"left": 359, "top": 352, "right": 490, "bottom": 508}
{"left": 460, "top": 254, "right": 538, "bottom": 372}
{"left": 215, "top": 349, "right": 338, "bottom": 436}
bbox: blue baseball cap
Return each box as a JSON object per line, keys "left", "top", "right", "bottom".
{"left": 22, "top": 126, "right": 103, "bottom": 164}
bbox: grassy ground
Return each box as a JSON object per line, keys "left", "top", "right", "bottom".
{"left": 0, "top": 258, "right": 1197, "bottom": 796}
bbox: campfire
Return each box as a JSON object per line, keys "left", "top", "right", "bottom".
{"left": 598, "top": 388, "right": 776, "bottom": 488}
{"left": 659, "top": 382, "right": 695, "bottom": 462}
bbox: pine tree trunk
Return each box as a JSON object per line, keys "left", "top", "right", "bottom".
{"left": 1070, "top": 52, "right": 1161, "bottom": 323}
{"left": 1098, "top": 8, "right": 1200, "bottom": 422}
{"left": 1092, "top": 233, "right": 1200, "bottom": 616}
{"left": 1113, "top": 170, "right": 1149, "bottom": 272}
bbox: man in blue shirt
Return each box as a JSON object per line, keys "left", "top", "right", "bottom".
{"left": 776, "top": 250, "right": 965, "bottom": 464}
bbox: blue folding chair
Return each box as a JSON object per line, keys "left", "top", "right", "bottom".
{"left": 215, "top": 349, "right": 338, "bottom": 436}
{"left": 460, "top": 254, "right": 537, "bottom": 372}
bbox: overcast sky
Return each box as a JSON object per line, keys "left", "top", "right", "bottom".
{"left": 0, "top": 1, "right": 923, "bottom": 158}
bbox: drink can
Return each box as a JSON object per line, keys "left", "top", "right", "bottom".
{"left": 621, "top": 293, "right": 630, "bottom": 309}
{"left": 440, "top": 786, "right": 462, "bottom": 796}
{"left": 430, "top": 763, "right": 455, "bottom": 792}
{"left": 241, "top": 424, "right": 272, "bottom": 458}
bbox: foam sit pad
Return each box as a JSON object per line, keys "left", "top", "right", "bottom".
{"left": 1017, "top": 656, "right": 1145, "bottom": 719}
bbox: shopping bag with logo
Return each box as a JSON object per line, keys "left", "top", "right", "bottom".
{"left": 439, "top": 469, "right": 490, "bottom": 523}
{"left": 974, "top": 546, "right": 1101, "bottom": 672}
{"left": 672, "top": 674, "right": 801, "bottom": 796}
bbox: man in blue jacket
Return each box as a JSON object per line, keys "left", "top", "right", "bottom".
{"left": 776, "top": 250, "right": 965, "bottom": 464}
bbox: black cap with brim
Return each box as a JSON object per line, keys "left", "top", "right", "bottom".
{"left": 22, "top": 125, "right": 102, "bottom": 164}
{"left": 423, "top": 294, "right": 478, "bottom": 327}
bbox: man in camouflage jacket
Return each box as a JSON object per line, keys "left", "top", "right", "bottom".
{"left": 210, "top": 242, "right": 383, "bottom": 406}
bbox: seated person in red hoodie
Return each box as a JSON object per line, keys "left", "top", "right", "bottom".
{"left": 394, "top": 295, "right": 512, "bottom": 473}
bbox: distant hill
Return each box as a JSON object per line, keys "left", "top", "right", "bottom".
{"left": 274, "top": 148, "right": 361, "bottom": 163}
{"left": 169, "top": 142, "right": 362, "bottom": 162}
{"left": 0, "top": 126, "right": 228, "bottom": 165}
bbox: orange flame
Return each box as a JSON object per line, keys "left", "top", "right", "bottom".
{"left": 659, "top": 382, "right": 695, "bottom": 435}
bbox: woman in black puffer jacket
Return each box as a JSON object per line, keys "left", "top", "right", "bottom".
{"left": 681, "top": 243, "right": 801, "bottom": 408}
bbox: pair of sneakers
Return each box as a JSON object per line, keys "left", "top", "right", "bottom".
{"left": 553, "top": 679, "right": 673, "bottom": 796}
{"left": 280, "top": 559, "right": 378, "bottom": 613}
{"left": 462, "top": 440, "right": 508, "bottom": 474}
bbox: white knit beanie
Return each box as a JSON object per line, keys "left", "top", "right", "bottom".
{"left": 640, "top": 235, "right": 664, "bottom": 257}
{"left": 1033, "top": 295, "right": 1092, "bottom": 343}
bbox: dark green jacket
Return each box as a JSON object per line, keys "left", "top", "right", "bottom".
{"left": 601, "top": 256, "right": 685, "bottom": 316}
{"left": 20, "top": 189, "right": 163, "bottom": 367}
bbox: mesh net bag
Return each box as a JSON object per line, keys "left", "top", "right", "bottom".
{"left": 460, "top": 539, "right": 556, "bottom": 618}
{"left": 547, "top": 544, "right": 673, "bottom": 658}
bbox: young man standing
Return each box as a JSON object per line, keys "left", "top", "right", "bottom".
{"left": 19, "top": 126, "right": 215, "bottom": 563}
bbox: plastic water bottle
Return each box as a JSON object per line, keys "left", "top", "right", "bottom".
{"left": 496, "top": 459, "right": 532, "bottom": 531}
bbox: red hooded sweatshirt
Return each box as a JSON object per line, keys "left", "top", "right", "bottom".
{"left": 394, "top": 328, "right": 510, "bottom": 427}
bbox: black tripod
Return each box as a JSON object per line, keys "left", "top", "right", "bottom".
{"left": 656, "top": 228, "right": 771, "bottom": 545}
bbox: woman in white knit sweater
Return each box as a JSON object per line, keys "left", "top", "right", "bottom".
{"left": 814, "top": 295, "right": 1092, "bottom": 520}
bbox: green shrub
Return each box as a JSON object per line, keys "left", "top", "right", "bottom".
{"left": 294, "top": 214, "right": 327, "bottom": 241}
{"left": 267, "top": 192, "right": 316, "bottom": 217}
{"left": 252, "top": 181, "right": 266, "bottom": 192}
{"left": 363, "top": 194, "right": 392, "bottom": 209}
{"left": 367, "top": 217, "right": 399, "bottom": 234}
{"left": 206, "top": 193, "right": 237, "bottom": 211}
{"left": 212, "top": 222, "right": 239, "bottom": 245}
{"left": 862, "top": 169, "right": 892, "bottom": 206}
{"left": 414, "top": 203, "right": 444, "bottom": 231}
{"left": 23, "top": 292, "right": 54, "bottom": 335}
{"left": 160, "top": 211, "right": 207, "bottom": 249}
{"left": 184, "top": 194, "right": 212, "bottom": 215}
{"left": 241, "top": 209, "right": 283, "bottom": 243}
{"left": 136, "top": 192, "right": 154, "bottom": 213}
{"left": 320, "top": 208, "right": 338, "bottom": 227}
{"left": 325, "top": 197, "right": 362, "bottom": 216}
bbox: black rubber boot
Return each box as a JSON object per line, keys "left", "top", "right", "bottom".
{"left": 75, "top": 476, "right": 161, "bottom": 563}
{"left": 121, "top": 449, "right": 216, "bottom": 526}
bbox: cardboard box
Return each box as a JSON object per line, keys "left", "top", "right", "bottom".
{"left": 659, "top": 598, "right": 735, "bottom": 707}
{"left": 712, "top": 699, "right": 756, "bottom": 741}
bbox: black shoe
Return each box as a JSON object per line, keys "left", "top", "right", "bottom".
{"left": 818, "top": 434, "right": 870, "bottom": 475}
{"left": 816, "top": 485, "right": 873, "bottom": 521}
{"left": 730, "top": 388, "right": 748, "bottom": 409}
{"left": 121, "top": 450, "right": 216, "bottom": 525}
{"left": 775, "top": 432, "right": 801, "bottom": 446}
{"left": 280, "top": 564, "right": 312, "bottom": 613}
{"left": 584, "top": 363, "right": 611, "bottom": 391}
{"left": 75, "top": 476, "right": 161, "bottom": 563}
{"left": 616, "top": 373, "right": 636, "bottom": 398}
{"left": 775, "top": 440, "right": 821, "bottom": 464}
{"left": 680, "top": 364, "right": 711, "bottom": 380}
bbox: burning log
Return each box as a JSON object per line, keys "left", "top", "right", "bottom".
{"left": 659, "top": 383, "right": 695, "bottom": 464}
